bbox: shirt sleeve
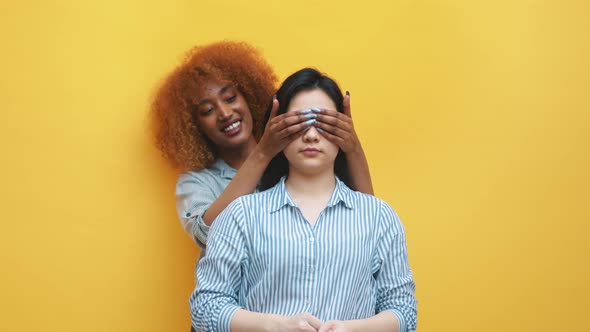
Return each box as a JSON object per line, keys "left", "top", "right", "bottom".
{"left": 175, "top": 172, "right": 215, "bottom": 248}
{"left": 190, "top": 198, "right": 247, "bottom": 332}
{"left": 373, "top": 201, "right": 418, "bottom": 332}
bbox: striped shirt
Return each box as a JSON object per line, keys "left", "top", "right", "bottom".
{"left": 176, "top": 159, "right": 239, "bottom": 250}
{"left": 191, "top": 176, "right": 417, "bottom": 332}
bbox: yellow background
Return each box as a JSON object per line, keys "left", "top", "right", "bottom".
{"left": 1, "top": 0, "right": 588, "bottom": 331}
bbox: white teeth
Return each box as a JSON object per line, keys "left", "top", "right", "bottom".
{"left": 223, "top": 121, "right": 241, "bottom": 132}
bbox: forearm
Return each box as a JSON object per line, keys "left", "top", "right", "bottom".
{"left": 343, "top": 311, "right": 399, "bottom": 332}
{"left": 202, "top": 147, "right": 271, "bottom": 225}
{"left": 345, "top": 147, "right": 373, "bottom": 195}
{"left": 230, "top": 310, "right": 283, "bottom": 332}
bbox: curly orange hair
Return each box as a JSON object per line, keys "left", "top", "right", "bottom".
{"left": 150, "top": 41, "right": 277, "bottom": 171}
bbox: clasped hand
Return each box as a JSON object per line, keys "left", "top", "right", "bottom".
{"left": 279, "top": 313, "right": 350, "bottom": 332}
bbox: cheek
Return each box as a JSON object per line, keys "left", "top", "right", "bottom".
{"left": 325, "top": 141, "right": 339, "bottom": 158}
{"left": 196, "top": 117, "right": 215, "bottom": 133}
{"left": 283, "top": 142, "right": 298, "bottom": 160}
{"left": 240, "top": 103, "right": 253, "bottom": 123}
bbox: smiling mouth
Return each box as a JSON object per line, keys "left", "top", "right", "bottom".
{"left": 222, "top": 120, "right": 241, "bottom": 132}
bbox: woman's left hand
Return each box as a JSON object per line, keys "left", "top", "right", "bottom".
{"left": 312, "top": 92, "right": 361, "bottom": 154}
{"left": 318, "top": 320, "right": 350, "bottom": 332}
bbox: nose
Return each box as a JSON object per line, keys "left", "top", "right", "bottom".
{"left": 302, "top": 126, "right": 320, "bottom": 143}
{"left": 217, "top": 104, "right": 233, "bottom": 120}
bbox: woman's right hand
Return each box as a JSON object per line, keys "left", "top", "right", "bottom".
{"left": 257, "top": 96, "right": 317, "bottom": 159}
{"left": 275, "top": 313, "right": 323, "bottom": 332}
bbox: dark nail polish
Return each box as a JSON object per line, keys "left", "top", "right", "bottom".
{"left": 346, "top": 91, "right": 350, "bottom": 96}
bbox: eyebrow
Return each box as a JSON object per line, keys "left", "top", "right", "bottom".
{"left": 195, "top": 85, "right": 233, "bottom": 107}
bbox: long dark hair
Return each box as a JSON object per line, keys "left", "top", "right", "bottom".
{"left": 259, "top": 68, "right": 352, "bottom": 190}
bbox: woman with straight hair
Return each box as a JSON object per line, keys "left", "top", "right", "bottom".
{"left": 192, "top": 68, "right": 417, "bottom": 332}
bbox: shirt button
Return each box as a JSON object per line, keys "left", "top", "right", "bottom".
{"left": 185, "top": 212, "right": 191, "bottom": 217}
{"left": 309, "top": 237, "right": 314, "bottom": 242}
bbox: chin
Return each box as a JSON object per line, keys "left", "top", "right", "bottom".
{"left": 293, "top": 164, "right": 331, "bottom": 175}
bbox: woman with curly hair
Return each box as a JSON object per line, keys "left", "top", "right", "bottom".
{"left": 151, "top": 40, "right": 373, "bottom": 255}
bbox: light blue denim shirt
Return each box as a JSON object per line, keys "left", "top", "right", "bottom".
{"left": 175, "top": 159, "right": 238, "bottom": 251}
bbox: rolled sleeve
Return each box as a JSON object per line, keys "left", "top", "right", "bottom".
{"left": 191, "top": 198, "right": 247, "bottom": 331}
{"left": 191, "top": 214, "right": 210, "bottom": 249}
{"left": 176, "top": 173, "right": 217, "bottom": 248}
{"left": 374, "top": 201, "right": 418, "bottom": 332}
{"left": 191, "top": 292, "right": 241, "bottom": 331}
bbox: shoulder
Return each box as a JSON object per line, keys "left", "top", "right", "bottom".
{"left": 209, "top": 197, "right": 248, "bottom": 235}
{"left": 345, "top": 186, "right": 390, "bottom": 210}
{"left": 176, "top": 160, "right": 232, "bottom": 193}
{"left": 345, "top": 188, "right": 402, "bottom": 227}
{"left": 176, "top": 170, "right": 216, "bottom": 197}
{"left": 232, "top": 189, "right": 272, "bottom": 208}
{"left": 177, "top": 166, "right": 216, "bottom": 184}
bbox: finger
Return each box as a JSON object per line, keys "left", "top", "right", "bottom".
{"left": 297, "top": 319, "right": 318, "bottom": 332}
{"left": 277, "top": 119, "right": 315, "bottom": 140}
{"left": 311, "top": 108, "right": 342, "bottom": 118}
{"left": 285, "top": 127, "right": 305, "bottom": 143}
{"left": 271, "top": 107, "right": 318, "bottom": 126}
{"left": 314, "top": 125, "right": 345, "bottom": 146}
{"left": 267, "top": 95, "right": 279, "bottom": 121}
{"left": 314, "top": 109, "right": 352, "bottom": 126}
{"left": 343, "top": 90, "right": 351, "bottom": 117}
{"left": 314, "top": 114, "right": 350, "bottom": 130}
{"left": 314, "top": 121, "right": 349, "bottom": 140}
{"left": 318, "top": 322, "right": 334, "bottom": 332}
{"left": 271, "top": 112, "right": 317, "bottom": 133}
{"left": 304, "top": 314, "right": 323, "bottom": 330}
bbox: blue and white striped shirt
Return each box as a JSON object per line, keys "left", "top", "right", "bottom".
{"left": 191, "top": 176, "right": 417, "bottom": 332}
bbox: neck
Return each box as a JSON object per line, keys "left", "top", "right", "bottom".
{"left": 285, "top": 168, "right": 336, "bottom": 198}
{"left": 218, "top": 137, "right": 257, "bottom": 169}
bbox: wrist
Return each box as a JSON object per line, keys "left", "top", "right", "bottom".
{"left": 251, "top": 145, "right": 274, "bottom": 164}
{"left": 345, "top": 144, "right": 364, "bottom": 158}
{"left": 342, "top": 319, "right": 361, "bottom": 332}
{"left": 262, "top": 313, "right": 284, "bottom": 332}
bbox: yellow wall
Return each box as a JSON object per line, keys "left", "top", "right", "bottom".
{"left": 1, "top": 0, "right": 588, "bottom": 331}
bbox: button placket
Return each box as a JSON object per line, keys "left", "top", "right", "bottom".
{"left": 308, "top": 230, "right": 317, "bottom": 312}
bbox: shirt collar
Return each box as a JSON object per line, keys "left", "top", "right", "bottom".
{"left": 269, "top": 175, "right": 354, "bottom": 213}
{"left": 329, "top": 176, "right": 355, "bottom": 209}
{"left": 213, "top": 159, "right": 237, "bottom": 180}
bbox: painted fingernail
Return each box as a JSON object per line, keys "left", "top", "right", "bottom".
{"left": 299, "top": 109, "right": 312, "bottom": 114}
{"left": 305, "top": 119, "right": 317, "bottom": 125}
{"left": 316, "top": 127, "right": 325, "bottom": 133}
{"left": 303, "top": 126, "right": 311, "bottom": 131}
{"left": 346, "top": 91, "right": 350, "bottom": 96}
{"left": 273, "top": 94, "right": 277, "bottom": 100}
{"left": 304, "top": 113, "right": 317, "bottom": 119}
{"left": 310, "top": 107, "right": 321, "bottom": 113}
